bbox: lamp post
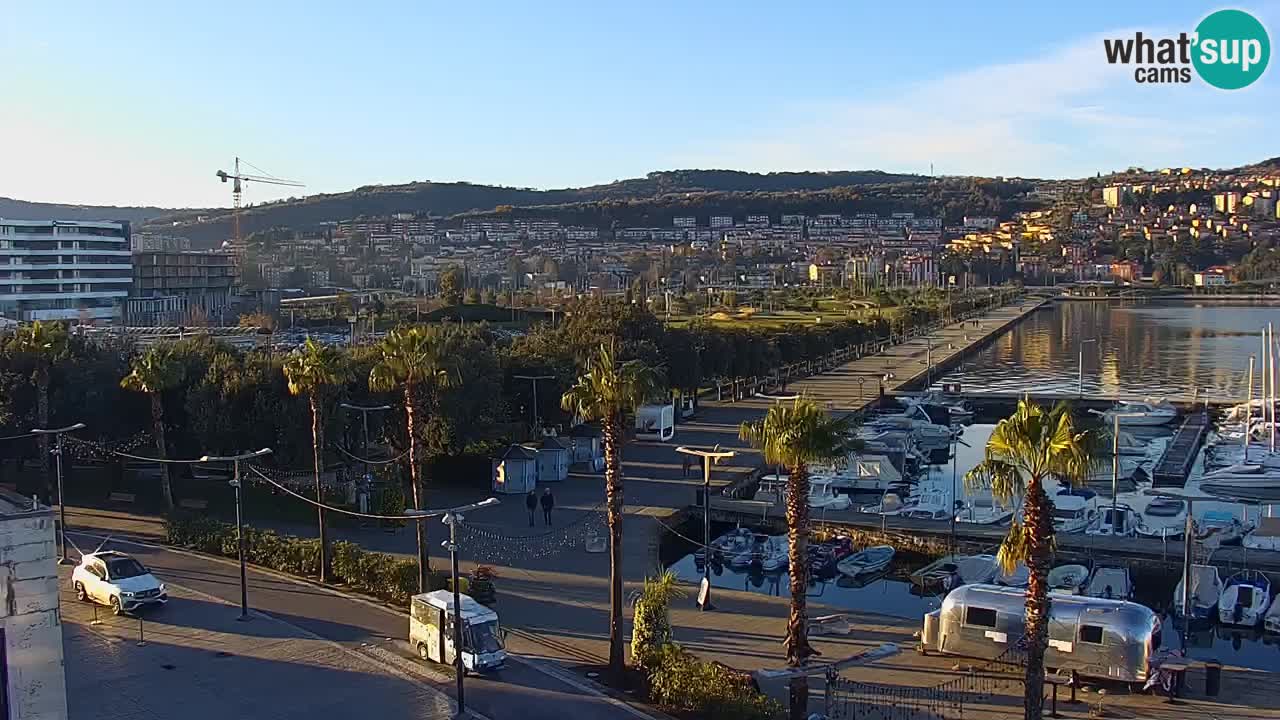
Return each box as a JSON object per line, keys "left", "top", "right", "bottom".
{"left": 512, "top": 374, "right": 555, "bottom": 431}
{"left": 676, "top": 445, "right": 736, "bottom": 611}
{"left": 340, "top": 402, "right": 392, "bottom": 512}
{"left": 31, "top": 422, "right": 86, "bottom": 564}
{"left": 1078, "top": 338, "right": 1097, "bottom": 398}
{"left": 405, "top": 498, "right": 500, "bottom": 719}
{"left": 1144, "top": 488, "right": 1198, "bottom": 649}
{"left": 200, "top": 448, "right": 273, "bottom": 620}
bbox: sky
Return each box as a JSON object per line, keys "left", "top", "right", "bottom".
{"left": 2, "top": 1, "right": 1278, "bottom": 208}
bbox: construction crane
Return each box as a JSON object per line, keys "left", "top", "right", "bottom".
{"left": 215, "top": 157, "right": 304, "bottom": 246}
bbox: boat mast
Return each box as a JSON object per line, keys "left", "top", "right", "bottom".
{"left": 1245, "top": 355, "right": 1254, "bottom": 464}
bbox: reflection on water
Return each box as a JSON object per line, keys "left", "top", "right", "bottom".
{"left": 937, "top": 300, "right": 1280, "bottom": 402}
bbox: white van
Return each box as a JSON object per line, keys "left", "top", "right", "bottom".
{"left": 409, "top": 590, "right": 506, "bottom": 672}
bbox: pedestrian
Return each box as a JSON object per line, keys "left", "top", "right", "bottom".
{"left": 540, "top": 487, "right": 555, "bottom": 526}
{"left": 525, "top": 490, "right": 538, "bottom": 527}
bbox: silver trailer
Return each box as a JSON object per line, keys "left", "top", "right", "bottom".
{"left": 920, "top": 584, "right": 1160, "bottom": 684}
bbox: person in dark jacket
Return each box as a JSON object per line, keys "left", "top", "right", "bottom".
{"left": 525, "top": 490, "right": 538, "bottom": 526}
{"left": 540, "top": 487, "right": 555, "bottom": 526}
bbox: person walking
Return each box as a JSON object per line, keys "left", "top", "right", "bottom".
{"left": 540, "top": 487, "right": 555, "bottom": 526}
{"left": 525, "top": 490, "right": 538, "bottom": 527}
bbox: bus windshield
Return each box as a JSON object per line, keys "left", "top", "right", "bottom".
{"left": 467, "top": 620, "right": 504, "bottom": 654}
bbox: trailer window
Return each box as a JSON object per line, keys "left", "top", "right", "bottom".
{"left": 1079, "top": 625, "right": 1104, "bottom": 645}
{"left": 965, "top": 606, "right": 998, "bottom": 628}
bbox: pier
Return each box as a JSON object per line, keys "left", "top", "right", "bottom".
{"left": 1152, "top": 411, "right": 1212, "bottom": 488}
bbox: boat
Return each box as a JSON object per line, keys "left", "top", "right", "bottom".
{"left": 901, "top": 492, "right": 959, "bottom": 521}
{"left": 760, "top": 535, "right": 789, "bottom": 572}
{"left": 802, "top": 477, "right": 852, "bottom": 511}
{"left": 955, "top": 494, "right": 1016, "bottom": 525}
{"left": 1088, "top": 504, "right": 1140, "bottom": 538}
{"left": 1052, "top": 494, "right": 1098, "bottom": 534}
{"left": 909, "top": 554, "right": 998, "bottom": 591}
{"left": 1048, "top": 564, "right": 1090, "bottom": 594}
{"left": 728, "top": 534, "right": 788, "bottom": 571}
{"left": 1114, "top": 430, "right": 1169, "bottom": 457}
{"left": 1196, "top": 512, "right": 1251, "bottom": 545}
{"left": 1266, "top": 596, "right": 1280, "bottom": 634}
{"left": 859, "top": 491, "right": 910, "bottom": 515}
{"left": 994, "top": 562, "right": 1030, "bottom": 588}
{"left": 1244, "top": 517, "right": 1280, "bottom": 551}
{"left": 1091, "top": 399, "right": 1178, "bottom": 426}
{"left": 835, "top": 545, "right": 895, "bottom": 579}
{"left": 1218, "top": 570, "right": 1272, "bottom": 627}
{"left": 900, "top": 392, "right": 975, "bottom": 422}
{"left": 1084, "top": 566, "right": 1133, "bottom": 600}
{"left": 709, "top": 527, "right": 755, "bottom": 558}
{"left": 1136, "top": 497, "right": 1187, "bottom": 539}
{"left": 822, "top": 454, "right": 906, "bottom": 494}
{"left": 1172, "top": 564, "right": 1223, "bottom": 621}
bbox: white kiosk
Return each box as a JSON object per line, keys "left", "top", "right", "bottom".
{"left": 635, "top": 403, "right": 676, "bottom": 442}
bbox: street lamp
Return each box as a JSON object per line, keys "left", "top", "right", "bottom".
{"left": 404, "top": 498, "right": 500, "bottom": 718}
{"left": 340, "top": 403, "right": 392, "bottom": 515}
{"left": 512, "top": 375, "right": 555, "bottom": 431}
{"left": 31, "top": 422, "right": 86, "bottom": 564}
{"left": 200, "top": 448, "right": 273, "bottom": 620}
{"left": 1109, "top": 413, "right": 1144, "bottom": 531}
{"left": 1078, "top": 339, "right": 1098, "bottom": 398}
{"left": 1144, "top": 488, "right": 1200, "bottom": 649}
{"left": 676, "top": 445, "right": 735, "bottom": 611}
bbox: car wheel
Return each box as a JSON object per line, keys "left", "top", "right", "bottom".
{"left": 417, "top": 643, "right": 430, "bottom": 661}
{"left": 110, "top": 596, "right": 123, "bottom": 616}
{"left": 74, "top": 582, "right": 88, "bottom": 602}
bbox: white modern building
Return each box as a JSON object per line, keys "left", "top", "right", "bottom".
{"left": 0, "top": 219, "right": 133, "bottom": 323}
{"left": 0, "top": 489, "right": 68, "bottom": 720}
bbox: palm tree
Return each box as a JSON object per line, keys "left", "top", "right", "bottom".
{"left": 284, "top": 337, "right": 347, "bottom": 583}
{"left": 739, "top": 398, "right": 855, "bottom": 720}
{"left": 6, "top": 321, "right": 70, "bottom": 493}
{"left": 120, "top": 344, "right": 186, "bottom": 510}
{"left": 369, "top": 326, "right": 450, "bottom": 591}
{"left": 560, "top": 343, "right": 662, "bottom": 682}
{"left": 964, "top": 400, "right": 1096, "bottom": 720}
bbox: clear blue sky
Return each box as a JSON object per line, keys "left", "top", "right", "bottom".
{"left": 2, "top": 1, "right": 1277, "bottom": 208}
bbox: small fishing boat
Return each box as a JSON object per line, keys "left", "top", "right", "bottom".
{"left": 1244, "top": 517, "right": 1280, "bottom": 551}
{"left": 909, "top": 554, "right": 997, "bottom": 591}
{"left": 1136, "top": 497, "right": 1187, "bottom": 539}
{"left": 1088, "top": 504, "right": 1140, "bottom": 538}
{"left": 1196, "top": 512, "right": 1252, "bottom": 546}
{"left": 835, "top": 545, "right": 895, "bottom": 579}
{"left": 955, "top": 494, "right": 1016, "bottom": 525}
{"left": 994, "top": 562, "right": 1030, "bottom": 588}
{"left": 1172, "top": 564, "right": 1223, "bottom": 621}
{"left": 1218, "top": 570, "right": 1272, "bottom": 627}
{"left": 1048, "top": 564, "right": 1090, "bottom": 594}
{"left": 1091, "top": 399, "right": 1178, "bottom": 426}
{"left": 707, "top": 527, "right": 754, "bottom": 562}
{"left": 1052, "top": 494, "right": 1098, "bottom": 534}
{"left": 859, "top": 491, "right": 910, "bottom": 515}
{"left": 902, "top": 493, "right": 959, "bottom": 521}
{"left": 1265, "top": 596, "right": 1280, "bottom": 634}
{"left": 803, "top": 477, "right": 852, "bottom": 511}
{"left": 1084, "top": 566, "right": 1133, "bottom": 600}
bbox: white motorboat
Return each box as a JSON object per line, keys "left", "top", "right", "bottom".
{"left": 994, "top": 561, "right": 1030, "bottom": 588}
{"left": 820, "top": 454, "right": 906, "bottom": 494}
{"left": 1136, "top": 497, "right": 1187, "bottom": 539}
{"left": 900, "top": 492, "right": 958, "bottom": 521}
{"left": 1172, "top": 564, "right": 1223, "bottom": 621}
{"left": 955, "top": 494, "right": 1016, "bottom": 525}
{"left": 908, "top": 554, "right": 998, "bottom": 591}
{"left": 710, "top": 527, "right": 755, "bottom": 556}
{"left": 1091, "top": 399, "right": 1178, "bottom": 426}
{"left": 1048, "top": 564, "right": 1090, "bottom": 594}
{"left": 1244, "top": 517, "right": 1280, "bottom": 551}
{"left": 1088, "top": 504, "right": 1140, "bottom": 538}
{"left": 900, "top": 393, "right": 975, "bottom": 422}
{"left": 1218, "top": 570, "right": 1272, "bottom": 627}
{"left": 729, "top": 533, "right": 788, "bottom": 571}
{"left": 1084, "top": 566, "right": 1133, "bottom": 600}
{"left": 760, "top": 535, "right": 789, "bottom": 572}
{"left": 859, "top": 491, "right": 910, "bottom": 515}
{"left": 1114, "top": 430, "right": 1168, "bottom": 457}
{"left": 802, "top": 477, "right": 852, "bottom": 511}
{"left": 1052, "top": 494, "right": 1098, "bottom": 534}
{"left": 1196, "top": 512, "right": 1252, "bottom": 545}
{"left": 1266, "top": 596, "right": 1280, "bottom": 634}
{"left": 835, "top": 545, "right": 895, "bottom": 579}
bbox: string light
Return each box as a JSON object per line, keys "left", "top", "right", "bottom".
{"left": 455, "top": 502, "right": 608, "bottom": 563}
{"left": 64, "top": 432, "right": 153, "bottom": 461}
{"left": 333, "top": 443, "right": 411, "bottom": 465}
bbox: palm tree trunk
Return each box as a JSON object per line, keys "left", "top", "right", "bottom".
{"left": 602, "top": 412, "right": 626, "bottom": 681}
{"left": 37, "top": 372, "right": 51, "bottom": 499}
{"left": 151, "top": 393, "right": 174, "bottom": 510}
{"left": 1022, "top": 478, "right": 1052, "bottom": 720}
{"left": 311, "top": 395, "right": 329, "bottom": 582}
{"left": 406, "top": 384, "right": 430, "bottom": 590}
{"left": 785, "top": 462, "right": 814, "bottom": 720}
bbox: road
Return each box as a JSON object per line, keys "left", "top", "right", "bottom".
{"left": 65, "top": 528, "right": 664, "bottom": 720}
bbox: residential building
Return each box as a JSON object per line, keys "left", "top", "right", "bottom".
{"left": 0, "top": 219, "right": 133, "bottom": 323}
{"left": 808, "top": 262, "right": 842, "bottom": 286}
{"left": 1194, "top": 266, "right": 1231, "bottom": 286}
{"left": 1110, "top": 260, "right": 1141, "bottom": 282}
{"left": 131, "top": 232, "right": 191, "bottom": 252}
{"left": 673, "top": 216, "right": 697, "bottom": 228}
{"left": 710, "top": 216, "right": 733, "bottom": 228}
{"left": 1103, "top": 185, "right": 1127, "bottom": 208}
{"left": 129, "top": 250, "right": 235, "bottom": 325}
{"left": 0, "top": 489, "right": 68, "bottom": 720}
{"left": 1214, "top": 192, "right": 1243, "bottom": 215}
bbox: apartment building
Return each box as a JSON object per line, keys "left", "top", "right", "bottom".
{"left": 129, "top": 249, "right": 236, "bottom": 325}
{"left": 0, "top": 219, "right": 133, "bottom": 323}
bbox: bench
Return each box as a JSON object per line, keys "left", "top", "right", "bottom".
{"left": 178, "top": 498, "right": 209, "bottom": 511}
{"left": 108, "top": 492, "right": 136, "bottom": 504}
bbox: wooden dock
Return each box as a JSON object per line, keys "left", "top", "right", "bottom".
{"left": 1152, "top": 411, "right": 1211, "bottom": 488}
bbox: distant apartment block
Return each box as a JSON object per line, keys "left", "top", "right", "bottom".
{"left": 710, "top": 216, "right": 733, "bottom": 228}
{"left": 781, "top": 214, "right": 805, "bottom": 227}
{"left": 673, "top": 216, "right": 697, "bottom": 228}
{"left": 1103, "top": 185, "right": 1128, "bottom": 208}
{"left": 131, "top": 232, "right": 192, "bottom": 252}
{"left": 745, "top": 214, "right": 770, "bottom": 227}
{"left": 129, "top": 249, "right": 235, "bottom": 324}
{"left": 0, "top": 219, "right": 133, "bottom": 323}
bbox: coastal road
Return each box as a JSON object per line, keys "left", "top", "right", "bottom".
{"left": 64, "top": 529, "right": 665, "bottom": 720}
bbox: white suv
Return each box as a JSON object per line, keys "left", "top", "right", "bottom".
{"left": 72, "top": 551, "right": 167, "bottom": 615}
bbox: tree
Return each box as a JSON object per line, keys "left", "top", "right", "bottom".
{"left": 964, "top": 400, "right": 1096, "bottom": 720}
{"left": 369, "top": 326, "right": 452, "bottom": 590}
{"left": 560, "top": 343, "right": 662, "bottom": 681}
{"left": 464, "top": 287, "right": 481, "bottom": 305}
{"left": 439, "top": 266, "right": 464, "bottom": 305}
{"left": 5, "top": 321, "right": 70, "bottom": 495}
{"left": 120, "top": 344, "right": 186, "bottom": 510}
{"left": 283, "top": 338, "right": 347, "bottom": 582}
{"left": 739, "top": 399, "right": 855, "bottom": 720}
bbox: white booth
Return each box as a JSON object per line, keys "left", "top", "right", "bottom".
{"left": 635, "top": 403, "right": 676, "bottom": 442}
{"left": 491, "top": 445, "right": 538, "bottom": 495}
{"left": 567, "top": 424, "right": 603, "bottom": 466}
{"left": 535, "top": 437, "right": 570, "bottom": 482}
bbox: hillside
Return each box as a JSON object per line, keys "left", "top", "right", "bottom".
{"left": 0, "top": 197, "right": 183, "bottom": 225}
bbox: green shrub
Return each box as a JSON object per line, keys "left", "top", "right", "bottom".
{"left": 165, "top": 514, "right": 444, "bottom": 605}
{"left": 631, "top": 571, "right": 684, "bottom": 671}
{"left": 646, "top": 644, "right": 782, "bottom": 720}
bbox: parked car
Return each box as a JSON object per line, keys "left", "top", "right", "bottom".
{"left": 72, "top": 551, "right": 167, "bottom": 615}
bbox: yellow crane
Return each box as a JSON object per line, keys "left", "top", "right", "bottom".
{"left": 216, "top": 157, "right": 303, "bottom": 245}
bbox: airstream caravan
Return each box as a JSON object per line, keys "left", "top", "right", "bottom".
{"left": 920, "top": 584, "right": 1160, "bottom": 684}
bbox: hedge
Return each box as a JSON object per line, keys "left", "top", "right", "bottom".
{"left": 164, "top": 514, "right": 447, "bottom": 605}
{"left": 646, "top": 644, "right": 782, "bottom": 720}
